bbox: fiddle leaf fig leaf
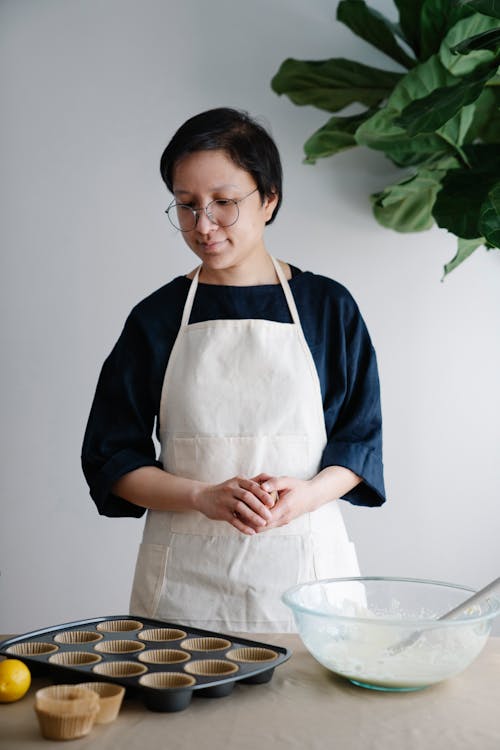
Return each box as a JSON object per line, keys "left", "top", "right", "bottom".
{"left": 372, "top": 168, "right": 446, "bottom": 232}
{"left": 337, "top": 0, "right": 416, "bottom": 69}
{"left": 420, "top": 0, "right": 473, "bottom": 60}
{"left": 355, "top": 107, "right": 454, "bottom": 166}
{"left": 442, "top": 237, "right": 485, "bottom": 277}
{"left": 451, "top": 27, "right": 500, "bottom": 53}
{"left": 479, "top": 181, "right": 500, "bottom": 246}
{"left": 395, "top": 62, "right": 498, "bottom": 135}
{"left": 433, "top": 144, "right": 500, "bottom": 237}
{"left": 303, "top": 110, "right": 375, "bottom": 163}
{"left": 271, "top": 58, "right": 402, "bottom": 113}
{"left": 456, "top": 0, "right": 500, "bottom": 20}
{"left": 393, "top": 0, "right": 425, "bottom": 56}
{"left": 440, "top": 14, "right": 500, "bottom": 74}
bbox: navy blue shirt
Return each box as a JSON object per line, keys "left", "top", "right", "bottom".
{"left": 82, "top": 266, "right": 386, "bottom": 517}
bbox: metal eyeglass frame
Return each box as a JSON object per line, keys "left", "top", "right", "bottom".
{"left": 165, "top": 188, "right": 259, "bottom": 232}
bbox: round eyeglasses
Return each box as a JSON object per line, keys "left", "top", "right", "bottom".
{"left": 165, "top": 188, "right": 259, "bottom": 232}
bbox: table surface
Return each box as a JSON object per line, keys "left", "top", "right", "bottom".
{"left": 1, "top": 634, "right": 499, "bottom": 750}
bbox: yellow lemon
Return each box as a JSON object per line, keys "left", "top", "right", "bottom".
{"left": 0, "top": 659, "right": 31, "bottom": 702}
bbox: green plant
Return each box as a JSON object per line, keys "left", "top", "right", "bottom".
{"left": 271, "top": 0, "right": 500, "bottom": 276}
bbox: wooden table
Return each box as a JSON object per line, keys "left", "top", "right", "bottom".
{"left": 1, "top": 634, "right": 499, "bottom": 749}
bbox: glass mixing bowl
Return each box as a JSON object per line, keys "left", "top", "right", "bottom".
{"left": 282, "top": 577, "right": 500, "bottom": 692}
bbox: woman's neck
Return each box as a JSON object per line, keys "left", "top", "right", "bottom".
{"left": 187, "top": 254, "right": 291, "bottom": 285}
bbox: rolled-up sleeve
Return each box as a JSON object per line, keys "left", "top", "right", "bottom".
{"left": 81, "top": 311, "right": 164, "bottom": 518}
{"left": 311, "top": 279, "right": 386, "bottom": 507}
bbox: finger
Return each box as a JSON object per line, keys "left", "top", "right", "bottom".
{"left": 233, "top": 498, "right": 269, "bottom": 527}
{"left": 236, "top": 485, "right": 274, "bottom": 517}
{"left": 241, "top": 478, "right": 276, "bottom": 508}
{"left": 231, "top": 511, "right": 257, "bottom": 536}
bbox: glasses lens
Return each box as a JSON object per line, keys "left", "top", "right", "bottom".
{"left": 167, "top": 204, "right": 195, "bottom": 231}
{"left": 207, "top": 199, "right": 238, "bottom": 228}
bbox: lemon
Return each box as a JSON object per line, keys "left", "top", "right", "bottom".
{"left": 0, "top": 659, "right": 31, "bottom": 703}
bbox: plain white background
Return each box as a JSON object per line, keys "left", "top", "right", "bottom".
{"left": 1, "top": 0, "right": 499, "bottom": 635}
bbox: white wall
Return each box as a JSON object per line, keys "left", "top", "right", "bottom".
{"left": 1, "top": 0, "right": 499, "bottom": 636}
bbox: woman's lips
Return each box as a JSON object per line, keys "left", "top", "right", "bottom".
{"left": 198, "top": 239, "right": 226, "bottom": 253}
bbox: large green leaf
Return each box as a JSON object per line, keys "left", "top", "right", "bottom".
{"left": 271, "top": 58, "right": 402, "bottom": 113}
{"left": 440, "top": 13, "right": 500, "bottom": 74}
{"left": 303, "top": 110, "right": 375, "bottom": 163}
{"left": 433, "top": 143, "right": 500, "bottom": 236}
{"left": 420, "top": 0, "right": 473, "bottom": 60}
{"left": 371, "top": 168, "right": 446, "bottom": 231}
{"left": 462, "top": 86, "right": 497, "bottom": 141}
{"left": 355, "top": 107, "right": 453, "bottom": 166}
{"left": 337, "top": 0, "right": 416, "bottom": 69}
{"left": 395, "top": 62, "right": 497, "bottom": 135}
{"left": 452, "top": 28, "right": 500, "bottom": 53}
{"left": 394, "top": 0, "right": 425, "bottom": 56}
{"left": 442, "top": 237, "right": 485, "bottom": 276}
{"left": 388, "top": 54, "right": 456, "bottom": 110}
{"left": 479, "top": 181, "right": 500, "bottom": 245}
{"left": 457, "top": 0, "right": 500, "bottom": 20}
{"left": 476, "top": 86, "right": 500, "bottom": 140}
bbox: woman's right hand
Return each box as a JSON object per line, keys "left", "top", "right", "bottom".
{"left": 194, "top": 477, "right": 275, "bottom": 535}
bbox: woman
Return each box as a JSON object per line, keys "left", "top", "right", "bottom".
{"left": 82, "top": 107, "right": 385, "bottom": 633}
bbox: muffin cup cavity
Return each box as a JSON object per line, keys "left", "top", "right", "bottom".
{"left": 94, "top": 639, "right": 145, "bottom": 655}
{"left": 7, "top": 641, "right": 58, "bottom": 656}
{"left": 93, "top": 660, "right": 148, "bottom": 678}
{"left": 180, "top": 637, "right": 231, "bottom": 652}
{"left": 138, "top": 649, "right": 190, "bottom": 664}
{"left": 184, "top": 659, "right": 239, "bottom": 677}
{"left": 49, "top": 651, "right": 102, "bottom": 666}
{"left": 226, "top": 647, "right": 278, "bottom": 663}
{"left": 139, "top": 672, "right": 196, "bottom": 689}
{"left": 96, "top": 619, "right": 143, "bottom": 633}
{"left": 54, "top": 630, "right": 103, "bottom": 645}
{"left": 138, "top": 627, "right": 187, "bottom": 642}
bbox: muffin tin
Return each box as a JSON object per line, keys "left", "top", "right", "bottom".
{"left": 0, "top": 616, "right": 291, "bottom": 712}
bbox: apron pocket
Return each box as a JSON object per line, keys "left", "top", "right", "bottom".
{"left": 129, "top": 543, "right": 168, "bottom": 619}
{"left": 155, "top": 533, "right": 314, "bottom": 630}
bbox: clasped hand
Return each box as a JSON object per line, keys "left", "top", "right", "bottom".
{"left": 196, "top": 473, "right": 311, "bottom": 535}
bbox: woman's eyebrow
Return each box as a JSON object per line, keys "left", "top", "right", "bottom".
{"left": 174, "top": 183, "right": 239, "bottom": 196}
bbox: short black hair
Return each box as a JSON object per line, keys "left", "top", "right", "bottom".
{"left": 160, "top": 107, "right": 282, "bottom": 225}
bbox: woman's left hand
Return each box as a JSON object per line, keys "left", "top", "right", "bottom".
{"left": 250, "top": 473, "right": 313, "bottom": 530}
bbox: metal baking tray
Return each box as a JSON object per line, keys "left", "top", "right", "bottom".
{"left": 0, "top": 615, "right": 292, "bottom": 712}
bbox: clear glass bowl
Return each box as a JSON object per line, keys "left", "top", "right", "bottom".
{"left": 282, "top": 576, "right": 500, "bottom": 692}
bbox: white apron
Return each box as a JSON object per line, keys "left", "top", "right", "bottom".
{"left": 130, "top": 256, "right": 360, "bottom": 632}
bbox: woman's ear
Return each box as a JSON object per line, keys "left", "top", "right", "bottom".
{"left": 263, "top": 191, "right": 279, "bottom": 223}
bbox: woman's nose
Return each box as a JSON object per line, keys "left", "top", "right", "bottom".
{"left": 195, "top": 208, "right": 218, "bottom": 233}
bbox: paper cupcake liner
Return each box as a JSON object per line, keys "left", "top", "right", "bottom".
{"left": 35, "top": 707, "right": 97, "bottom": 740}
{"left": 138, "top": 627, "right": 187, "bottom": 642}
{"left": 96, "top": 619, "right": 143, "bottom": 633}
{"left": 138, "top": 649, "right": 190, "bottom": 664}
{"left": 49, "top": 651, "right": 102, "bottom": 666}
{"left": 226, "top": 647, "right": 278, "bottom": 663}
{"left": 180, "top": 637, "right": 231, "bottom": 652}
{"left": 139, "top": 672, "right": 196, "bottom": 689}
{"left": 94, "top": 639, "right": 145, "bottom": 655}
{"left": 35, "top": 685, "right": 100, "bottom": 716}
{"left": 77, "top": 682, "right": 125, "bottom": 724}
{"left": 184, "top": 659, "right": 239, "bottom": 677}
{"left": 93, "top": 660, "right": 148, "bottom": 678}
{"left": 54, "top": 630, "right": 103, "bottom": 645}
{"left": 6, "top": 641, "right": 58, "bottom": 656}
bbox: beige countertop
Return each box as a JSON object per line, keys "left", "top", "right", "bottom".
{"left": 1, "top": 633, "right": 499, "bottom": 750}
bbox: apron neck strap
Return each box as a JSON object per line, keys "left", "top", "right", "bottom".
{"left": 181, "top": 265, "right": 202, "bottom": 327}
{"left": 180, "top": 256, "right": 300, "bottom": 327}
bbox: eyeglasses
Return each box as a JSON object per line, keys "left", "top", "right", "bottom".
{"left": 165, "top": 188, "right": 259, "bottom": 232}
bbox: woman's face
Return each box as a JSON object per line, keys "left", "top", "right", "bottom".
{"left": 171, "top": 149, "right": 278, "bottom": 278}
